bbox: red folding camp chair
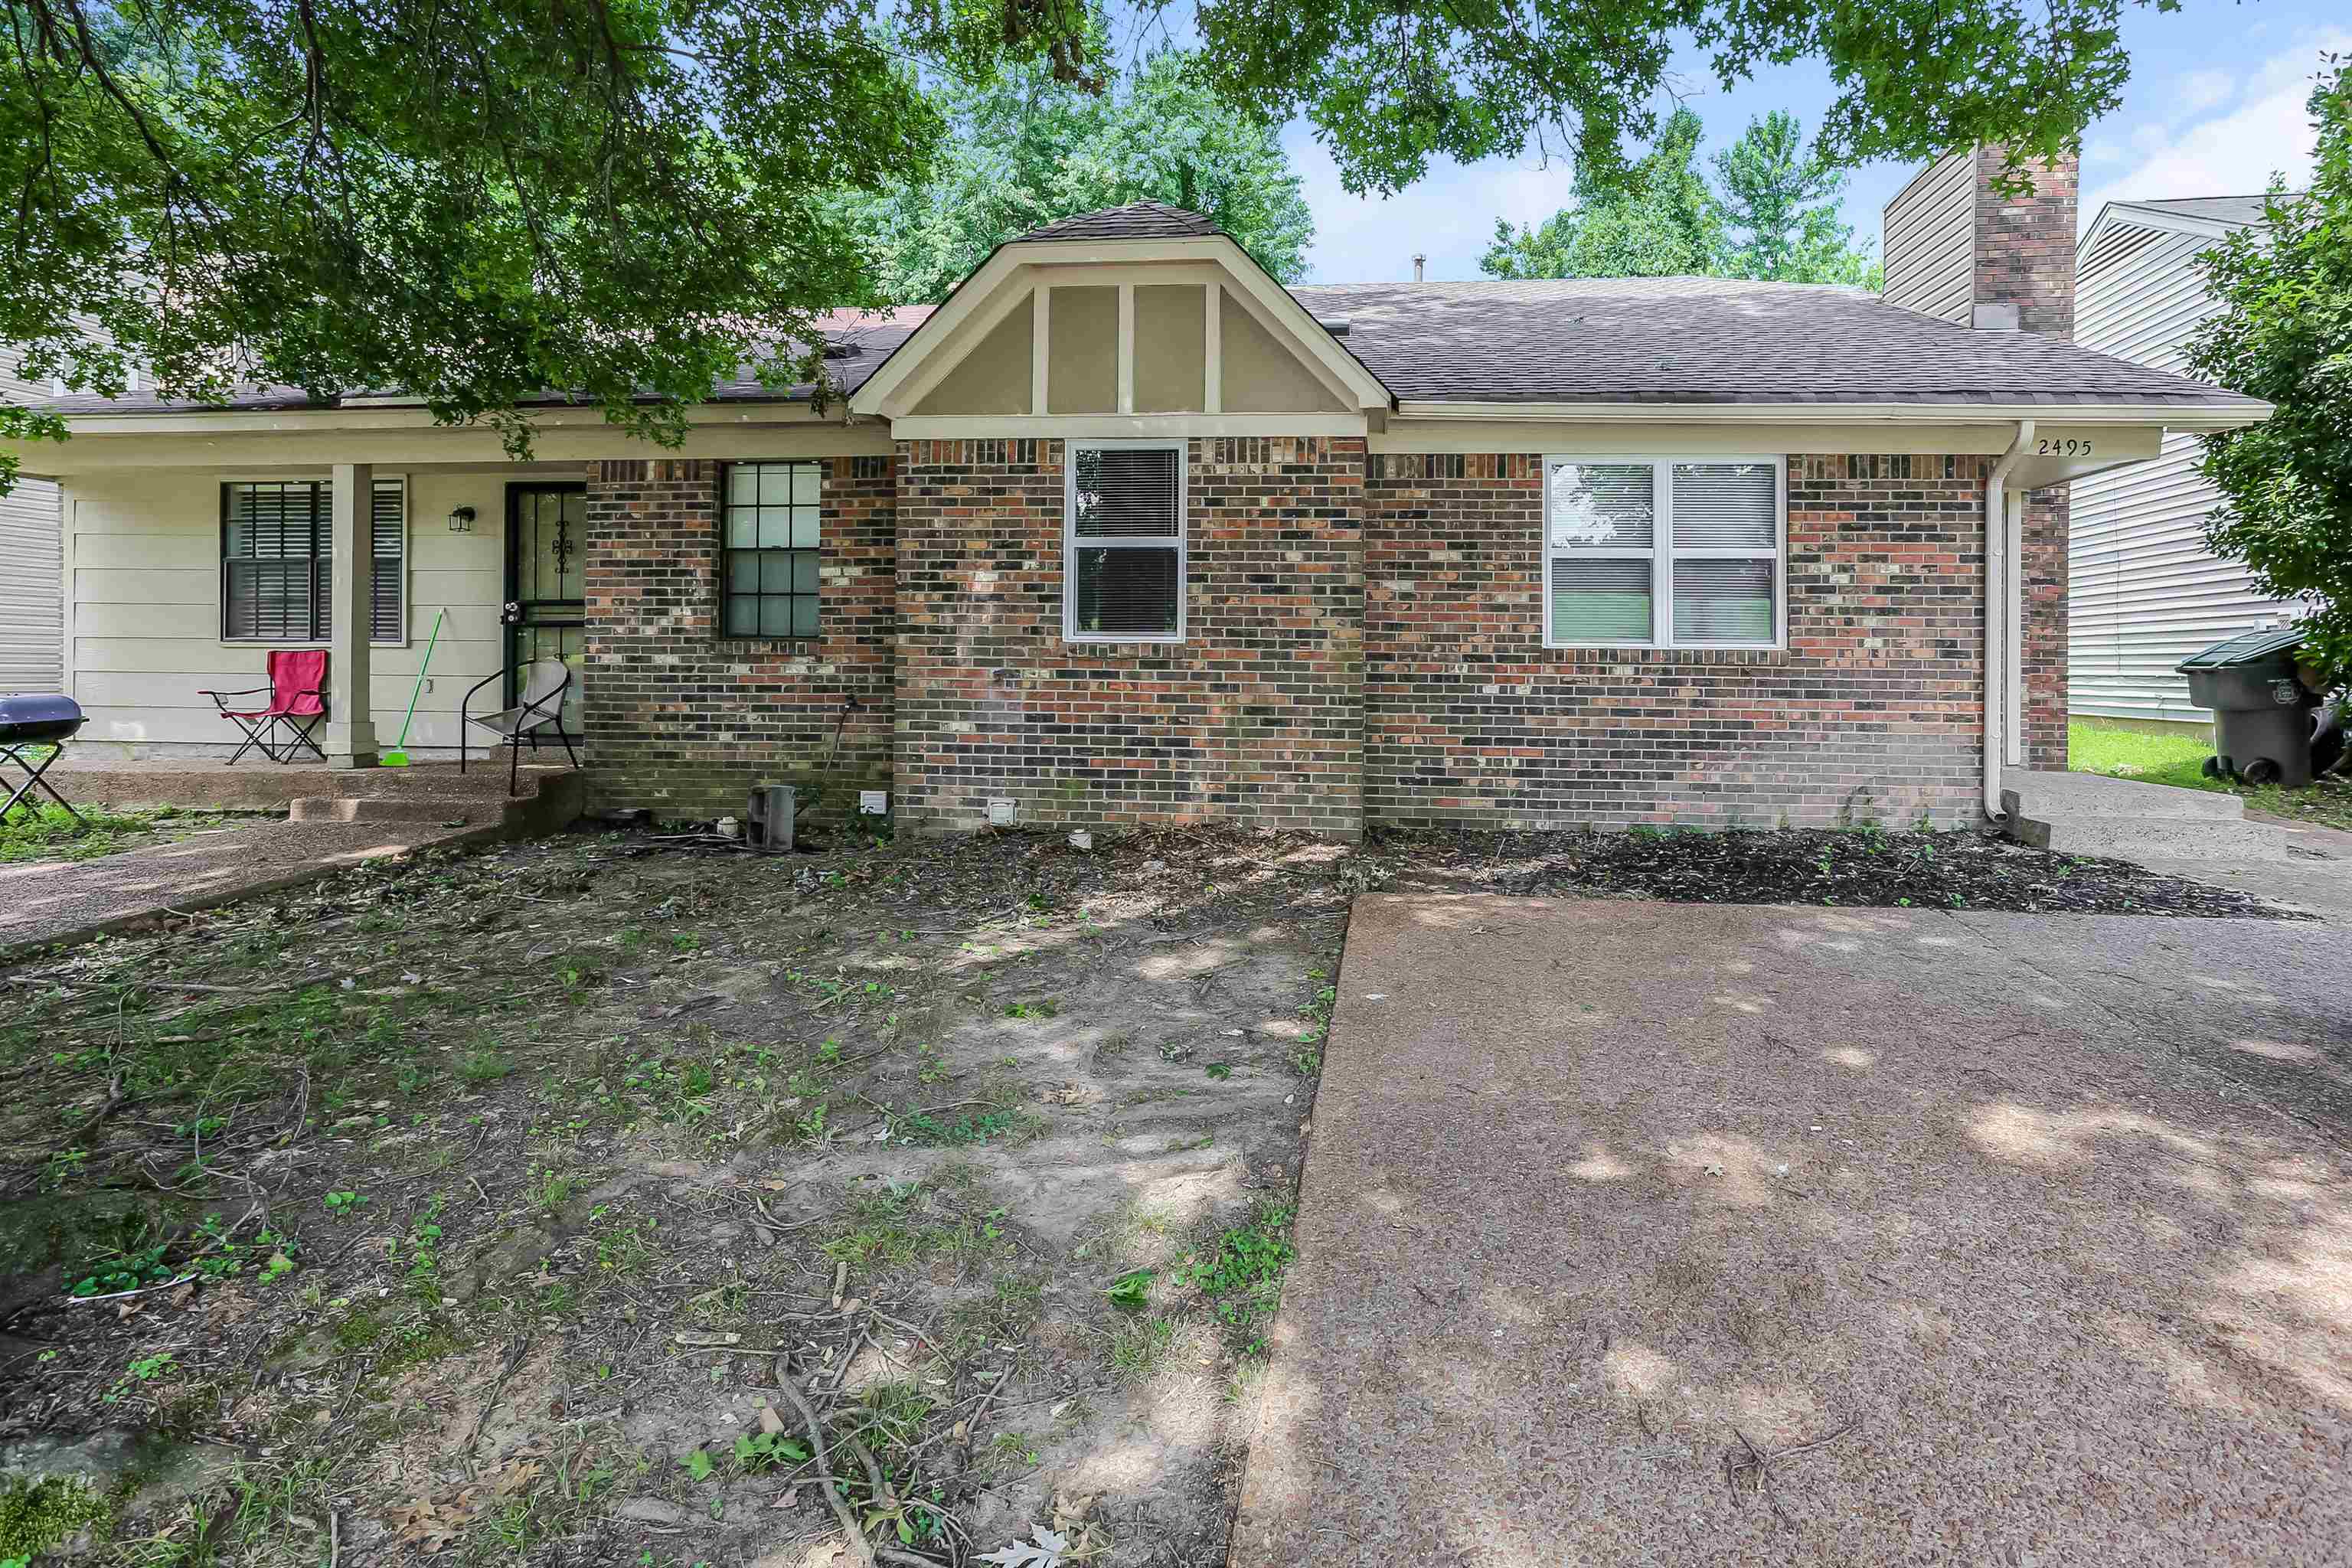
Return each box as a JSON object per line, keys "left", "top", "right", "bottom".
{"left": 200, "top": 649, "right": 329, "bottom": 764}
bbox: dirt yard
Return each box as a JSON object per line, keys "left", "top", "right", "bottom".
{"left": 0, "top": 821, "right": 2296, "bottom": 1566}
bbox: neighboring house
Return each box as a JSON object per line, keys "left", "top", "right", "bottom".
{"left": 2071, "top": 194, "right": 2298, "bottom": 729}
{"left": 0, "top": 348, "right": 64, "bottom": 696}
{"left": 0, "top": 158, "right": 2265, "bottom": 836}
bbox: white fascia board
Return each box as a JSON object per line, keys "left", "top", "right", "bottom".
{"left": 1390, "top": 399, "right": 2271, "bottom": 432}
{"left": 45, "top": 400, "right": 845, "bottom": 438}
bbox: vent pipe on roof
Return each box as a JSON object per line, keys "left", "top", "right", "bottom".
{"left": 1413, "top": 253, "right": 1425, "bottom": 283}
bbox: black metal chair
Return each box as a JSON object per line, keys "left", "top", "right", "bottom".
{"left": 462, "top": 658, "right": 579, "bottom": 795}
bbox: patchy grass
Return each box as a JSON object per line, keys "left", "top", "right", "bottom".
{"left": 0, "top": 809, "right": 2293, "bottom": 1566}
{"left": 2071, "top": 718, "right": 2352, "bottom": 833}
{"left": 0, "top": 802, "right": 250, "bottom": 864}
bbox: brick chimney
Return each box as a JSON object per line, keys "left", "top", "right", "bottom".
{"left": 1970, "top": 147, "right": 2076, "bottom": 338}
{"left": 1882, "top": 145, "right": 2078, "bottom": 339}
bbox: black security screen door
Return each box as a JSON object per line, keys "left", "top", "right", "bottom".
{"left": 505, "top": 483, "right": 586, "bottom": 734}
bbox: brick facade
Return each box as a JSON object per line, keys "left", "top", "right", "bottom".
{"left": 892, "top": 436, "right": 1366, "bottom": 837}
{"left": 573, "top": 444, "right": 2041, "bottom": 835}
{"left": 1973, "top": 146, "right": 2078, "bottom": 769}
{"left": 581, "top": 455, "right": 895, "bottom": 817}
{"left": 1361, "top": 453, "right": 1989, "bottom": 829}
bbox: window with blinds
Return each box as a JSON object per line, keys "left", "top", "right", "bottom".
{"left": 1066, "top": 443, "right": 1184, "bottom": 641}
{"left": 220, "top": 479, "right": 406, "bottom": 642}
{"left": 720, "top": 461, "right": 821, "bottom": 639}
{"left": 1543, "top": 458, "right": 1781, "bottom": 648}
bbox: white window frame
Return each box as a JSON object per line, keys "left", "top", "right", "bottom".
{"left": 1063, "top": 438, "right": 1187, "bottom": 644}
{"left": 1540, "top": 453, "right": 1785, "bottom": 651}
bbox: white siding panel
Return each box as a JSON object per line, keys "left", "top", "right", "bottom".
{"left": 61, "top": 468, "right": 510, "bottom": 753}
{"left": 1882, "top": 151, "right": 1975, "bottom": 324}
{"left": 2071, "top": 215, "right": 2294, "bottom": 724}
{"left": 0, "top": 476, "right": 64, "bottom": 691}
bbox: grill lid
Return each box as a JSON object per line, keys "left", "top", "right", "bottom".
{"left": 0, "top": 693, "right": 87, "bottom": 743}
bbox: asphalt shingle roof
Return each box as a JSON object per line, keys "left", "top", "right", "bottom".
{"left": 1291, "top": 276, "right": 2261, "bottom": 409}
{"left": 1012, "top": 202, "right": 1220, "bottom": 243}
{"left": 36, "top": 204, "right": 2259, "bottom": 416}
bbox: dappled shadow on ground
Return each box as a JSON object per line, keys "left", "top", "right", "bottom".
{"left": 1236, "top": 896, "right": 2352, "bottom": 1566}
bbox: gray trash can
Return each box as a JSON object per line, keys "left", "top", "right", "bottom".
{"left": 2175, "top": 626, "right": 2321, "bottom": 788}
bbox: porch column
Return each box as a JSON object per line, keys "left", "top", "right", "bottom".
{"left": 325, "top": 462, "right": 378, "bottom": 769}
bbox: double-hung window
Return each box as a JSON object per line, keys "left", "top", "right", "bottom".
{"left": 220, "top": 478, "right": 406, "bottom": 642}
{"left": 1543, "top": 457, "right": 1782, "bottom": 648}
{"left": 1066, "top": 441, "right": 1185, "bottom": 642}
{"left": 721, "top": 461, "right": 821, "bottom": 639}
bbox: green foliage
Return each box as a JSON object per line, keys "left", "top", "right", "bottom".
{"left": 845, "top": 46, "right": 1314, "bottom": 302}
{"left": 731, "top": 1432, "right": 809, "bottom": 1472}
{"left": 1481, "top": 108, "right": 1877, "bottom": 285}
{"left": 1106, "top": 1268, "right": 1155, "bottom": 1312}
{"left": 2, "top": 0, "right": 2156, "bottom": 487}
{"left": 1180, "top": 1203, "right": 1295, "bottom": 1334}
{"left": 678, "top": 1448, "right": 715, "bottom": 1483}
{"left": 0, "top": 802, "right": 226, "bottom": 864}
{"left": 0, "top": 1477, "right": 110, "bottom": 1561}
{"left": 1712, "top": 112, "right": 1881, "bottom": 286}
{"left": 1481, "top": 110, "right": 1723, "bottom": 279}
{"left": 0, "top": 0, "right": 955, "bottom": 489}
{"left": 2188, "top": 58, "right": 2352, "bottom": 686}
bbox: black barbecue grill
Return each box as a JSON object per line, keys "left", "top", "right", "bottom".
{"left": 0, "top": 694, "right": 89, "bottom": 826}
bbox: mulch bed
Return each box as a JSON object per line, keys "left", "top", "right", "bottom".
{"left": 1465, "top": 825, "right": 2304, "bottom": 918}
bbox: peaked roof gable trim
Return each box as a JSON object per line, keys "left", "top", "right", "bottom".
{"left": 848, "top": 230, "right": 1393, "bottom": 419}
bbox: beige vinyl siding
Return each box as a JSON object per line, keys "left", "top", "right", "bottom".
{"left": 0, "top": 476, "right": 63, "bottom": 693}
{"left": 60, "top": 467, "right": 507, "bottom": 753}
{"left": 2069, "top": 216, "right": 2292, "bottom": 725}
{"left": 1881, "top": 150, "right": 1974, "bottom": 324}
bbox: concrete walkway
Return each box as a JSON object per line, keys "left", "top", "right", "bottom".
{"left": 0, "top": 818, "right": 498, "bottom": 957}
{"left": 1233, "top": 895, "right": 2352, "bottom": 1566}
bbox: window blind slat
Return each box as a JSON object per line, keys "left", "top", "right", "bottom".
{"left": 1671, "top": 463, "right": 1777, "bottom": 549}
{"left": 1672, "top": 558, "right": 1775, "bottom": 643}
{"left": 1074, "top": 447, "right": 1181, "bottom": 538}
{"left": 1550, "top": 557, "right": 1652, "bottom": 643}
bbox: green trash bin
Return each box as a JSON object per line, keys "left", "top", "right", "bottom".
{"left": 2175, "top": 626, "right": 2320, "bottom": 788}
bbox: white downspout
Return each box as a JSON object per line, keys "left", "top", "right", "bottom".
{"left": 1984, "top": 421, "right": 2033, "bottom": 819}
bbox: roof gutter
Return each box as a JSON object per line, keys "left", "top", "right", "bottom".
{"left": 1389, "top": 400, "right": 2269, "bottom": 430}
{"left": 1984, "top": 420, "right": 2034, "bottom": 822}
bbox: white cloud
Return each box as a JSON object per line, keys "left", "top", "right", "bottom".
{"left": 2176, "top": 67, "right": 2239, "bottom": 116}
{"left": 2085, "top": 31, "right": 2349, "bottom": 221}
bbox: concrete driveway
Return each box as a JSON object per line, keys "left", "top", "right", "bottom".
{"left": 1233, "top": 897, "right": 2352, "bottom": 1566}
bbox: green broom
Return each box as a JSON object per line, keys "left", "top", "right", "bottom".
{"left": 380, "top": 607, "right": 445, "bottom": 767}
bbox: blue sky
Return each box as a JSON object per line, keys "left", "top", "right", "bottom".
{"left": 1271, "top": 2, "right": 2350, "bottom": 284}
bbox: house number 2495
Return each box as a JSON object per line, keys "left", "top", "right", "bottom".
{"left": 2036, "top": 436, "right": 2092, "bottom": 456}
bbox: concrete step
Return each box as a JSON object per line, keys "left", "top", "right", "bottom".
{"left": 289, "top": 796, "right": 518, "bottom": 827}
{"left": 2000, "top": 767, "right": 2293, "bottom": 862}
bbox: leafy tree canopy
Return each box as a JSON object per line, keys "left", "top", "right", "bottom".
{"left": 846, "top": 48, "right": 1315, "bottom": 304}
{"left": 1481, "top": 109, "right": 1877, "bottom": 284}
{"left": 1713, "top": 109, "right": 1880, "bottom": 286}
{"left": 1, "top": 0, "right": 2176, "bottom": 482}
{"left": 1480, "top": 109, "right": 1723, "bottom": 279}
{"left": 2187, "top": 57, "right": 2352, "bottom": 685}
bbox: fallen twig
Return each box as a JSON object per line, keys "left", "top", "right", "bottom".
{"left": 774, "top": 1366, "right": 877, "bottom": 1568}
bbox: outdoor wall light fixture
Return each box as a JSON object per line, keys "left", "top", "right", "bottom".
{"left": 446, "top": 505, "right": 477, "bottom": 534}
